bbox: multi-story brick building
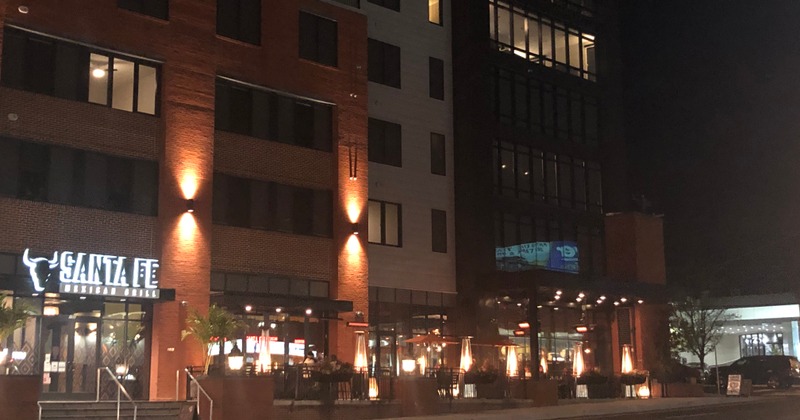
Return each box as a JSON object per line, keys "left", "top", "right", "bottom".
{"left": 0, "top": 0, "right": 368, "bottom": 400}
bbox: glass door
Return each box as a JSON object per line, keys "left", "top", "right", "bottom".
{"left": 40, "top": 315, "right": 100, "bottom": 400}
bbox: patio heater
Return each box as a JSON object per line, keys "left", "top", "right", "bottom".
{"left": 621, "top": 344, "right": 634, "bottom": 374}
{"left": 459, "top": 337, "right": 473, "bottom": 373}
{"left": 258, "top": 329, "right": 271, "bottom": 373}
{"left": 354, "top": 331, "right": 368, "bottom": 371}
{"left": 572, "top": 342, "right": 585, "bottom": 377}
{"left": 506, "top": 345, "right": 518, "bottom": 377}
{"left": 540, "top": 351, "right": 548, "bottom": 376}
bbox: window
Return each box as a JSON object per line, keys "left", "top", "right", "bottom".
{"left": 431, "top": 209, "right": 447, "bottom": 253}
{"left": 118, "top": 0, "right": 168, "bottom": 20}
{"left": 0, "top": 136, "right": 158, "bottom": 215}
{"left": 488, "top": 1, "right": 596, "bottom": 81}
{"left": 368, "top": 118, "right": 402, "bottom": 167}
{"left": 368, "top": 200, "right": 401, "bottom": 246}
{"left": 368, "top": 38, "right": 401, "bottom": 88}
{"left": 212, "top": 173, "right": 332, "bottom": 237}
{"left": 429, "top": 57, "right": 444, "bottom": 100}
{"left": 1, "top": 28, "right": 160, "bottom": 115}
{"left": 430, "top": 133, "right": 446, "bottom": 175}
{"left": 216, "top": 0, "right": 261, "bottom": 45}
{"left": 215, "top": 78, "right": 333, "bottom": 152}
{"left": 367, "top": 0, "right": 399, "bottom": 11}
{"left": 492, "top": 140, "right": 601, "bottom": 213}
{"left": 489, "top": 67, "right": 599, "bottom": 146}
{"left": 212, "top": 271, "right": 330, "bottom": 298}
{"left": 299, "top": 12, "right": 338, "bottom": 67}
{"left": 428, "top": 0, "right": 443, "bottom": 24}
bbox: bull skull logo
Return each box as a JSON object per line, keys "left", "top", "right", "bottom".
{"left": 22, "top": 248, "right": 59, "bottom": 292}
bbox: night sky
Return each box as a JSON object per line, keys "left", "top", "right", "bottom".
{"left": 620, "top": 1, "right": 800, "bottom": 295}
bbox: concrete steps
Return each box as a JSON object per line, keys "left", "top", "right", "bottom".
{"left": 39, "top": 401, "right": 195, "bottom": 420}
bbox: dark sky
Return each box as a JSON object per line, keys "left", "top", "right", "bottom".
{"left": 620, "top": 1, "right": 800, "bottom": 295}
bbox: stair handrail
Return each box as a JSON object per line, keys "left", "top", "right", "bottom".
{"left": 184, "top": 368, "right": 213, "bottom": 420}
{"left": 97, "top": 366, "right": 138, "bottom": 420}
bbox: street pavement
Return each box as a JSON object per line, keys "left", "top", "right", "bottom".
{"left": 388, "top": 386, "right": 800, "bottom": 420}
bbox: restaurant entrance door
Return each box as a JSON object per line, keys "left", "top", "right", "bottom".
{"left": 40, "top": 312, "right": 101, "bottom": 400}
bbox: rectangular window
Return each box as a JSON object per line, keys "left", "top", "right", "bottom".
{"left": 428, "top": 0, "right": 442, "bottom": 25}
{"left": 212, "top": 174, "right": 333, "bottom": 237}
{"left": 368, "top": 199, "right": 401, "bottom": 246}
{"left": 2, "top": 28, "right": 159, "bottom": 115}
{"left": 368, "top": 117, "right": 402, "bottom": 167}
{"left": 118, "top": 0, "right": 168, "bottom": 20}
{"left": 0, "top": 136, "right": 158, "bottom": 215}
{"left": 430, "top": 133, "right": 446, "bottom": 175}
{"left": 299, "top": 12, "right": 338, "bottom": 67}
{"left": 429, "top": 57, "right": 444, "bottom": 100}
{"left": 368, "top": 38, "right": 401, "bottom": 88}
{"left": 216, "top": 0, "right": 261, "bottom": 45}
{"left": 368, "top": 0, "right": 399, "bottom": 11}
{"left": 431, "top": 209, "right": 447, "bottom": 253}
{"left": 488, "top": 1, "right": 596, "bottom": 80}
{"left": 215, "top": 79, "right": 333, "bottom": 152}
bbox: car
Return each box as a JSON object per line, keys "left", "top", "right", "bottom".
{"left": 707, "top": 355, "right": 800, "bottom": 389}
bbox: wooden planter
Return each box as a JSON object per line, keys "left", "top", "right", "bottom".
{"left": 0, "top": 375, "right": 42, "bottom": 420}
{"left": 510, "top": 379, "right": 558, "bottom": 406}
{"left": 650, "top": 380, "right": 704, "bottom": 398}
{"left": 198, "top": 375, "right": 274, "bottom": 420}
{"left": 396, "top": 377, "right": 439, "bottom": 417}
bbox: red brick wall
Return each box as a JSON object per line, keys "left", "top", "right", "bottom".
{"left": 0, "top": 0, "right": 368, "bottom": 399}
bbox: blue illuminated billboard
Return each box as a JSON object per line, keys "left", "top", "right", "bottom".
{"left": 495, "top": 241, "right": 579, "bottom": 273}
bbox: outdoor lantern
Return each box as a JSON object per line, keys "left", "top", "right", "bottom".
{"left": 418, "top": 354, "right": 427, "bottom": 375}
{"left": 572, "top": 343, "right": 585, "bottom": 377}
{"left": 506, "top": 345, "right": 518, "bottom": 377}
{"left": 115, "top": 363, "right": 128, "bottom": 376}
{"left": 621, "top": 344, "right": 634, "bottom": 374}
{"left": 354, "top": 331, "right": 368, "bottom": 371}
{"left": 459, "top": 337, "right": 473, "bottom": 373}
{"left": 228, "top": 341, "right": 244, "bottom": 371}
{"left": 401, "top": 359, "right": 416, "bottom": 374}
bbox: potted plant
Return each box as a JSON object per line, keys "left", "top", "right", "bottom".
{"left": 576, "top": 369, "right": 612, "bottom": 399}
{"left": 181, "top": 304, "right": 244, "bottom": 375}
{"left": 0, "top": 294, "right": 39, "bottom": 419}
{"left": 182, "top": 304, "right": 274, "bottom": 420}
{"left": 620, "top": 370, "right": 648, "bottom": 386}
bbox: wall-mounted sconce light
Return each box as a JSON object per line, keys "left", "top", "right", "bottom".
{"left": 351, "top": 222, "right": 359, "bottom": 235}
{"left": 348, "top": 145, "right": 358, "bottom": 180}
{"left": 186, "top": 199, "right": 195, "bottom": 213}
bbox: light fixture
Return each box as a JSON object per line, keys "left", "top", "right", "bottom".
{"left": 269, "top": 322, "right": 276, "bottom": 329}
{"left": 402, "top": 359, "right": 416, "bottom": 374}
{"left": 620, "top": 297, "right": 628, "bottom": 303}
{"left": 518, "top": 321, "right": 530, "bottom": 329}
{"left": 228, "top": 342, "right": 244, "bottom": 371}
{"left": 600, "top": 295, "right": 606, "bottom": 300}
{"left": 305, "top": 308, "right": 312, "bottom": 316}
{"left": 18, "top": 5, "right": 29, "bottom": 14}
{"left": 554, "top": 295, "right": 561, "bottom": 300}
{"left": 578, "top": 292, "right": 585, "bottom": 298}
{"left": 43, "top": 306, "right": 59, "bottom": 316}
{"left": 275, "top": 307, "right": 282, "bottom": 313}
{"left": 245, "top": 305, "right": 252, "bottom": 312}
{"left": 91, "top": 68, "right": 106, "bottom": 78}
{"left": 351, "top": 223, "right": 359, "bottom": 235}
{"left": 186, "top": 199, "right": 195, "bottom": 213}
{"left": 637, "top": 299, "right": 644, "bottom": 304}
{"left": 556, "top": 290, "right": 563, "bottom": 295}
{"left": 115, "top": 363, "right": 129, "bottom": 376}
{"left": 613, "top": 301, "right": 620, "bottom": 306}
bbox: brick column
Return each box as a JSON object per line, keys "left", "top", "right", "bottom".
{"left": 150, "top": 0, "right": 216, "bottom": 400}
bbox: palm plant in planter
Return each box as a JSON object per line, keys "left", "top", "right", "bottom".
{"left": 0, "top": 294, "right": 31, "bottom": 359}
{"left": 181, "top": 304, "right": 244, "bottom": 375}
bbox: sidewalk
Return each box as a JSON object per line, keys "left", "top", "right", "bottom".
{"left": 385, "top": 395, "right": 760, "bottom": 420}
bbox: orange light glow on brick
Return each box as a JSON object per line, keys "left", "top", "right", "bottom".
{"left": 346, "top": 234, "right": 361, "bottom": 255}
{"left": 347, "top": 199, "right": 361, "bottom": 223}
{"left": 178, "top": 212, "right": 197, "bottom": 242}
{"left": 180, "top": 173, "right": 198, "bottom": 199}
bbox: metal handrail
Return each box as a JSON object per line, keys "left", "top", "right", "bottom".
{"left": 97, "top": 367, "right": 138, "bottom": 420}
{"left": 185, "top": 368, "right": 213, "bottom": 420}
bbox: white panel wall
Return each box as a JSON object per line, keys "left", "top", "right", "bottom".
{"left": 364, "top": 0, "right": 456, "bottom": 293}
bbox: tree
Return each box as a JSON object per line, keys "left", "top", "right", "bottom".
{"left": 670, "top": 296, "right": 737, "bottom": 371}
{"left": 181, "top": 305, "right": 244, "bottom": 375}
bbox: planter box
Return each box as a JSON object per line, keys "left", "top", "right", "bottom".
{"left": 198, "top": 375, "right": 274, "bottom": 420}
{"left": 396, "top": 377, "right": 439, "bottom": 417}
{"left": 510, "top": 379, "right": 558, "bottom": 406}
{"left": 0, "top": 375, "right": 41, "bottom": 420}
{"left": 651, "top": 380, "right": 704, "bottom": 398}
{"left": 475, "top": 381, "right": 505, "bottom": 399}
